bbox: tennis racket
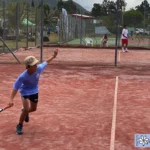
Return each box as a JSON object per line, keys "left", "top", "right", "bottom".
{"left": 0, "top": 103, "right": 14, "bottom": 112}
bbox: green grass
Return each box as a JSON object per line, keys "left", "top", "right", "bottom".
{"left": 0, "top": 34, "right": 150, "bottom": 52}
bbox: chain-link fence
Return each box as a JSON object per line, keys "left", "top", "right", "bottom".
{"left": 0, "top": 1, "right": 150, "bottom": 66}
{"left": 0, "top": 1, "right": 150, "bottom": 50}
{"left": 0, "top": 0, "right": 42, "bottom": 53}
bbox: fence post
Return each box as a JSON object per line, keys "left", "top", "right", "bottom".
{"left": 80, "top": 11, "right": 82, "bottom": 46}
{"left": 115, "top": 0, "right": 120, "bottom": 66}
{"left": 40, "top": 0, "right": 44, "bottom": 63}
{"left": 16, "top": 0, "right": 19, "bottom": 50}
{"left": 26, "top": 0, "right": 29, "bottom": 48}
{"left": 2, "top": 0, "right": 6, "bottom": 52}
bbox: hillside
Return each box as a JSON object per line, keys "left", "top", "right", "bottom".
{"left": 73, "top": 1, "right": 90, "bottom": 14}
{"left": 5, "top": 0, "right": 90, "bottom": 14}
{"left": 6, "top": 0, "right": 56, "bottom": 7}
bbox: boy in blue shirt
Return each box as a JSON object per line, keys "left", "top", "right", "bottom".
{"left": 9, "top": 49, "right": 58, "bottom": 135}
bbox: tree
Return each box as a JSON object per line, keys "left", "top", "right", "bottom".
{"left": 91, "top": 3, "right": 103, "bottom": 17}
{"left": 6, "top": 2, "right": 26, "bottom": 31}
{"left": 119, "top": 0, "right": 127, "bottom": 10}
{"left": 136, "top": 0, "right": 150, "bottom": 16}
{"left": 91, "top": 2, "right": 115, "bottom": 17}
{"left": 123, "top": 9, "right": 143, "bottom": 27}
{"left": 91, "top": 0, "right": 127, "bottom": 17}
{"left": 44, "top": 4, "right": 50, "bottom": 16}
{"left": 66, "top": 0, "right": 77, "bottom": 13}
{"left": 57, "top": 0, "right": 64, "bottom": 12}
{"left": 57, "top": 0, "right": 77, "bottom": 14}
{"left": 43, "top": 4, "right": 51, "bottom": 25}
{"left": 107, "top": 1, "right": 116, "bottom": 14}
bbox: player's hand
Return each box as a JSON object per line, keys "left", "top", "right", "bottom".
{"left": 8, "top": 100, "right": 14, "bottom": 107}
{"left": 52, "top": 49, "right": 58, "bottom": 58}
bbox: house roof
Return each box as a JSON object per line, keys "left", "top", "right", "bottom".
{"left": 95, "top": 26, "right": 111, "bottom": 35}
{"left": 71, "top": 14, "right": 94, "bottom": 19}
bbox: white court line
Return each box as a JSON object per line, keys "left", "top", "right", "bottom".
{"left": 110, "top": 76, "right": 119, "bottom": 150}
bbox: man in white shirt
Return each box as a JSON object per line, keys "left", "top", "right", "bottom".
{"left": 121, "top": 25, "right": 129, "bottom": 52}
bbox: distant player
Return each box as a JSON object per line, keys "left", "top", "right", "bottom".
{"left": 121, "top": 25, "right": 129, "bottom": 52}
{"left": 8, "top": 49, "right": 58, "bottom": 135}
{"left": 101, "top": 34, "right": 108, "bottom": 47}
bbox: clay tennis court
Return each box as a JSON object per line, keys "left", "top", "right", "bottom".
{"left": 0, "top": 47, "right": 150, "bottom": 150}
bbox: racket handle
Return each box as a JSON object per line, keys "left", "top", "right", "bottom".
{"left": 4, "top": 103, "right": 14, "bottom": 110}
{"left": 0, "top": 103, "right": 14, "bottom": 112}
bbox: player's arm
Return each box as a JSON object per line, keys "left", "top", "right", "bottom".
{"left": 46, "top": 56, "right": 55, "bottom": 64}
{"left": 46, "top": 49, "right": 58, "bottom": 64}
{"left": 0, "top": 89, "right": 17, "bottom": 112}
{"left": 123, "top": 34, "right": 127, "bottom": 38}
{"left": 8, "top": 76, "right": 23, "bottom": 105}
{"left": 9, "top": 89, "right": 18, "bottom": 105}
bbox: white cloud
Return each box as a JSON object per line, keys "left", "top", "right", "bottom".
{"left": 125, "top": 0, "right": 142, "bottom": 10}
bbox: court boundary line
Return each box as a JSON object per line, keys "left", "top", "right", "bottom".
{"left": 110, "top": 76, "right": 118, "bottom": 150}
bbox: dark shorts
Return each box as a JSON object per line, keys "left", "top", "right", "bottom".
{"left": 22, "top": 93, "right": 38, "bottom": 103}
{"left": 122, "top": 39, "right": 128, "bottom": 45}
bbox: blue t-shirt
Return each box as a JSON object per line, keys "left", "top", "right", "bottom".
{"left": 13, "top": 61, "right": 47, "bottom": 96}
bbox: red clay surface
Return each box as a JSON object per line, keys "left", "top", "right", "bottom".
{"left": 1, "top": 47, "right": 150, "bottom": 67}
{"left": 129, "top": 37, "right": 150, "bottom": 46}
{"left": 1, "top": 47, "right": 150, "bottom": 150}
{"left": 0, "top": 63, "right": 150, "bottom": 150}
{"left": 116, "top": 75, "right": 150, "bottom": 150}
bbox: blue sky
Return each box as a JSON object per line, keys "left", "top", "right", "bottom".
{"left": 73, "top": 0, "right": 143, "bottom": 11}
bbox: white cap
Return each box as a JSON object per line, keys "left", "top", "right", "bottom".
{"left": 24, "top": 56, "right": 39, "bottom": 67}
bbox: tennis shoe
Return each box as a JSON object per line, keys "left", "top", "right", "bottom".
{"left": 16, "top": 124, "right": 23, "bottom": 135}
{"left": 122, "top": 49, "right": 125, "bottom": 52}
{"left": 125, "top": 49, "right": 129, "bottom": 52}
